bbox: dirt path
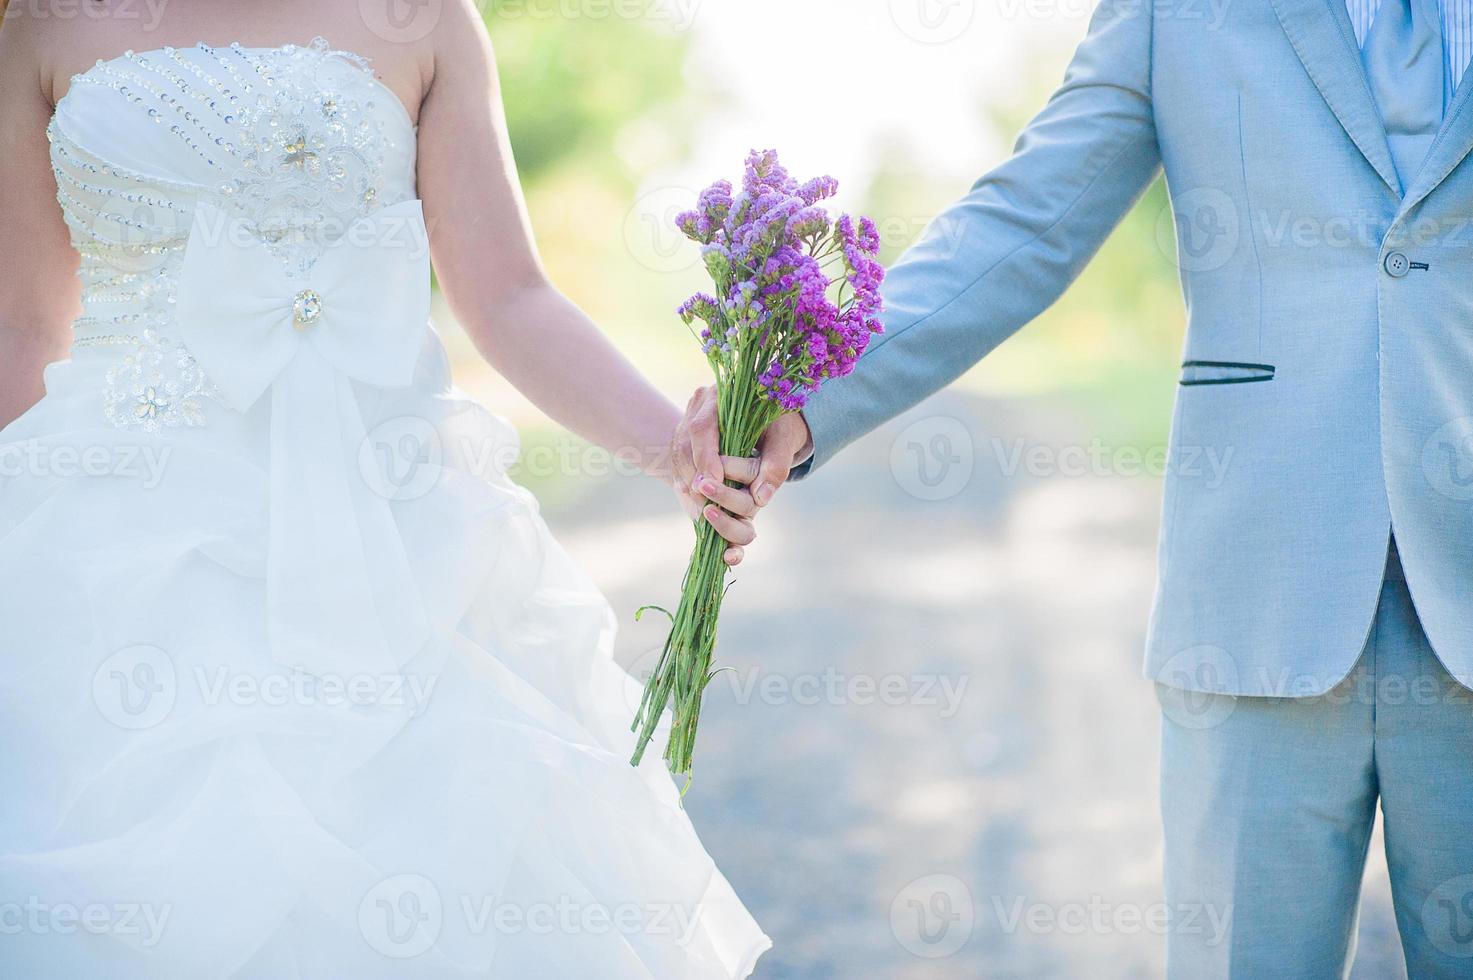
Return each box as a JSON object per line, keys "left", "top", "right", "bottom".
{"left": 552, "top": 390, "right": 1405, "bottom": 979}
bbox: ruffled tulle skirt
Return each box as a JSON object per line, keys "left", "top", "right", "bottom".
{"left": 0, "top": 332, "right": 769, "bottom": 978}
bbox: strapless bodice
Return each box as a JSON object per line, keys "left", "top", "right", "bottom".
{"left": 47, "top": 37, "right": 417, "bottom": 429}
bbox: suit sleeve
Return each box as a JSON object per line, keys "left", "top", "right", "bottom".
{"left": 794, "top": 0, "right": 1160, "bottom": 477}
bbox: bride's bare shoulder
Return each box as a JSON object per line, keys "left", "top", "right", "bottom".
{"left": 2, "top": 0, "right": 203, "bottom": 106}
{"left": 0, "top": 1, "right": 58, "bottom": 104}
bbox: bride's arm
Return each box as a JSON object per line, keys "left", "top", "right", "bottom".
{"left": 0, "top": 15, "right": 82, "bottom": 430}
{"left": 415, "top": 5, "right": 756, "bottom": 547}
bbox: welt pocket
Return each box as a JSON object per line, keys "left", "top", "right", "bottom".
{"left": 1179, "top": 360, "right": 1275, "bottom": 386}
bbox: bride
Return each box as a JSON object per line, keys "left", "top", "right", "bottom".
{"left": 0, "top": 0, "right": 772, "bottom": 976}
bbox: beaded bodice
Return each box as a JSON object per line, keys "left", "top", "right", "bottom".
{"left": 47, "top": 38, "right": 417, "bottom": 430}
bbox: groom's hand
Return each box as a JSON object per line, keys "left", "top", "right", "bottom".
{"left": 670, "top": 385, "right": 813, "bottom": 567}
{"left": 669, "top": 385, "right": 757, "bottom": 565}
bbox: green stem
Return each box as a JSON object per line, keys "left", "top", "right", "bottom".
{"left": 630, "top": 388, "right": 785, "bottom": 776}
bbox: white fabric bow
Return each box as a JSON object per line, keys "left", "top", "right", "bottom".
{"left": 176, "top": 199, "right": 434, "bottom": 679}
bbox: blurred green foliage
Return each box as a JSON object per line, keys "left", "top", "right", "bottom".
{"left": 463, "top": 13, "right": 1188, "bottom": 470}
{"left": 978, "top": 63, "right": 1186, "bottom": 449}
{"left": 481, "top": 2, "right": 691, "bottom": 188}
{"left": 856, "top": 67, "right": 1186, "bottom": 449}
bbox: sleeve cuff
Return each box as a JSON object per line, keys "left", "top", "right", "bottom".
{"left": 787, "top": 384, "right": 850, "bottom": 481}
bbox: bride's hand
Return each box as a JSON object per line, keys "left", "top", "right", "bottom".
{"left": 668, "top": 386, "right": 755, "bottom": 565}
{"left": 668, "top": 385, "right": 813, "bottom": 567}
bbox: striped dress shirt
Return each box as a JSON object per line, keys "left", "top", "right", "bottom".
{"left": 1345, "top": 0, "right": 1473, "bottom": 106}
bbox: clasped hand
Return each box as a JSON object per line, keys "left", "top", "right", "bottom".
{"left": 665, "top": 385, "right": 814, "bottom": 566}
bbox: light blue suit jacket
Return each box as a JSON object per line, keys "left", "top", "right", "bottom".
{"left": 797, "top": 0, "right": 1473, "bottom": 695}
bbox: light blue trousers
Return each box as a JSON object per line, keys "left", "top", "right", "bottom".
{"left": 1158, "top": 542, "right": 1473, "bottom": 978}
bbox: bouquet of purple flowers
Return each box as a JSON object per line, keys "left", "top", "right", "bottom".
{"left": 630, "top": 150, "right": 885, "bottom": 778}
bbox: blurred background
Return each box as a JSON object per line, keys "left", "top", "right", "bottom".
{"left": 456, "top": 1, "right": 1410, "bottom": 977}
{"left": 0, "top": 0, "right": 1418, "bottom": 969}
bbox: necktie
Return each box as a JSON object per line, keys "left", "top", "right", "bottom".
{"left": 1362, "top": 0, "right": 1447, "bottom": 190}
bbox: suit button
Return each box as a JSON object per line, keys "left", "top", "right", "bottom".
{"left": 1384, "top": 252, "right": 1411, "bottom": 277}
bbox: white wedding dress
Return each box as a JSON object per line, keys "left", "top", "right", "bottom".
{"left": 0, "top": 38, "right": 770, "bottom": 978}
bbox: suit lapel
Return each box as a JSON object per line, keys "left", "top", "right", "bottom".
{"left": 1270, "top": 0, "right": 1402, "bottom": 195}
{"left": 1400, "top": 70, "right": 1473, "bottom": 214}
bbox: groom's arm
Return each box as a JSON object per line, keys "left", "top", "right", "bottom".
{"left": 795, "top": 0, "right": 1160, "bottom": 477}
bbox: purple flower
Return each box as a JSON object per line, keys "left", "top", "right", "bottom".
{"left": 674, "top": 150, "right": 886, "bottom": 411}
{"left": 698, "top": 180, "right": 733, "bottom": 222}
{"left": 798, "top": 176, "right": 839, "bottom": 205}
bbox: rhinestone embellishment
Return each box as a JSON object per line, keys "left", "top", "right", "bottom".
{"left": 51, "top": 38, "right": 410, "bottom": 431}
{"left": 101, "top": 329, "right": 216, "bottom": 431}
{"left": 133, "top": 385, "right": 171, "bottom": 420}
{"left": 292, "top": 289, "right": 323, "bottom": 329}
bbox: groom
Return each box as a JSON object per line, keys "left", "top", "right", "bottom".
{"left": 679, "top": 0, "right": 1473, "bottom": 974}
